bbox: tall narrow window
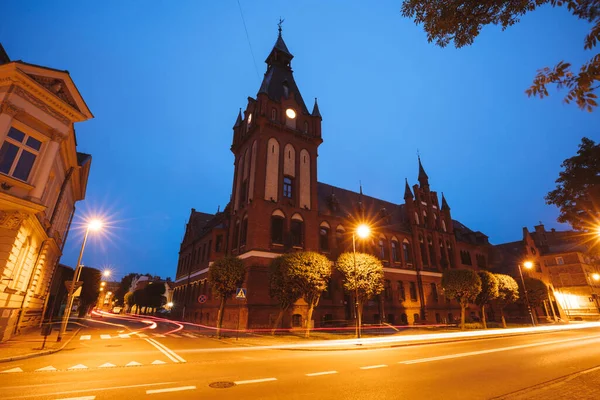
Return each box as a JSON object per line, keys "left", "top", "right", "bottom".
{"left": 447, "top": 241, "right": 454, "bottom": 267}
{"left": 283, "top": 176, "right": 293, "bottom": 198}
{"left": 319, "top": 226, "right": 330, "bottom": 252}
{"left": 303, "top": 121, "right": 309, "bottom": 134}
{"left": 420, "top": 235, "right": 428, "bottom": 266}
{"left": 215, "top": 235, "right": 223, "bottom": 252}
{"left": 0, "top": 127, "right": 42, "bottom": 181}
{"left": 441, "top": 219, "right": 447, "bottom": 232}
{"left": 423, "top": 211, "right": 428, "bottom": 227}
{"left": 379, "top": 239, "right": 387, "bottom": 260}
{"left": 398, "top": 281, "right": 406, "bottom": 301}
{"left": 271, "top": 215, "right": 284, "bottom": 244}
{"left": 403, "top": 240, "right": 412, "bottom": 264}
{"left": 384, "top": 280, "right": 392, "bottom": 300}
{"left": 414, "top": 212, "right": 419, "bottom": 225}
{"left": 409, "top": 281, "right": 418, "bottom": 301}
{"left": 336, "top": 226, "right": 345, "bottom": 251}
{"left": 207, "top": 240, "right": 212, "bottom": 259}
{"left": 391, "top": 240, "right": 399, "bottom": 262}
{"left": 240, "top": 217, "right": 248, "bottom": 247}
{"left": 291, "top": 219, "right": 304, "bottom": 247}
{"left": 233, "top": 220, "right": 240, "bottom": 250}
{"left": 428, "top": 236, "right": 436, "bottom": 266}
{"left": 239, "top": 179, "right": 248, "bottom": 204}
{"left": 431, "top": 283, "right": 439, "bottom": 303}
{"left": 271, "top": 108, "right": 277, "bottom": 121}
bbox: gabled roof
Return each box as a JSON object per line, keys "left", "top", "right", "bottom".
{"left": 530, "top": 229, "right": 593, "bottom": 255}
{"left": 453, "top": 219, "right": 489, "bottom": 245}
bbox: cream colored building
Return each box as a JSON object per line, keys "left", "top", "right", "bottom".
{"left": 0, "top": 44, "right": 92, "bottom": 341}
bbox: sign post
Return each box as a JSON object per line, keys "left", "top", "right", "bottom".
{"left": 40, "top": 323, "right": 52, "bottom": 350}
{"left": 197, "top": 295, "right": 207, "bottom": 328}
{"left": 235, "top": 288, "right": 247, "bottom": 340}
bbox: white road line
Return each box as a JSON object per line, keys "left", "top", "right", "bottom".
{"left": 145, "top": 338, "right": 186, "bottom": 363}
{"left": 98, "top": 363, "right": 116, "bottom": 368}
{"left": 79, "top": 335, "right": 91, "bottom": 341}
{"left": 146, "top": 386, "right": 196, "bottom": 394}
{"left": 118, "top": 334, "right": 130, "bottom": 338}
{"left": 7, "top": 382, "right": 176, "bottom": 399}
{"left": 68, "top": 364, "right": 88, "bottom": 370}
{"left": 153, "top": 334, "right": 165, "bottom": 337}
{"left": 1, "top": 367, "right": 23, "bottom": 373}
{"left": 55, "top": 396, "right": 96, "bottom": 400}
{"left": 306, "top": 371, "right": 338, "bottom": 377}
{"left": 136, "top": 333, "right": 148, "bottom": 338}
{"left": 151, "top": 360, "right": 166, "bottom": 365}
{"left": 234, "top": 378, "right": 277, "bottom": 385}
{"left": 360, "top": 364, "right": 387, "bottom": 370}
{"left": 125, "top": 361, "right": 142, "bottom": 367}
{"left": 100, "top": 334, "right": 111, "bottom": 339}
{"left": 399, "top": 334, "right": 600, "bottom": 365}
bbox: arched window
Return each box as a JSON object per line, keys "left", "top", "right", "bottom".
{"left": 240, "top": 216, "right": 248, "bottom": 247}
{"left": 391, "top": 239, "right": 400, "bottom": 262}
{"left": 414, "top": 212, "right": 419, "bottom": 225}
{"left": 403, "top": 239, "right": 412, "bottom": 264}
{"left": 291, "top": 214, "right": 304, "bottom": 248}
{"left": 440, "top": 239, "right": 448, "bottom": 268}
{"left": 378, "top": 237, "right": 388, "bottom": 260}
{"left": 336, "top": 225, "right": 345, "bottom": 251}
{"left": 423, "top": 211, "right": 428, "bottom": 227}
{"left": 447, "top": 241, "right": 454, "bottom": 267}
{"left": 419, "top": 235, "right": 428, "bottom": 265}
{"left": 434, "top": 213, "right": 438, "bottom": 229}
{"left": 428, "top": 236, "right": 436, "bottom": 266}
{"left": 319, "top": 222, "right": 330, "bottom": 252}
{"left": 441, "top": 219, "right": 447, "bottom": 232}
{"left": 271, "top": 210, "right": 285, "bottom": 244}
{"left": 271, "top": 108, "right": 277, "bottom": 121}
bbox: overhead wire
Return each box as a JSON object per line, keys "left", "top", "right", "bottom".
{"left": 237, "top": 0, "right": 261, "bottom": 83}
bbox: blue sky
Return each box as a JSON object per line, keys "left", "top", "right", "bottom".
{"left": 3, "top": 1, "right": 598, "bottom": 280}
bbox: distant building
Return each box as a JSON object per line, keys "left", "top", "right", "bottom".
{"left": 172, "top": 30, "right": 494, "bottom": 329}
{"left": 0, "top": 44, "right": 93, "bottom": 341}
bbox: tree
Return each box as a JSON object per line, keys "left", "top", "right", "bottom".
{"left": 284, "top": 252, "right": 332, "bottom": 337}
{"left": 523, "top": 277, "right": 549, "bottom": 322}
{"left": 144, "top": 282, "right": 166, "bottom": 314}
{"left": 78, "top": 267, "right": 101, "bottom": 317}
{"left": 115, "top": 273, "right": 138, "bottom": 306}
{"left": 475, "top": 271, "right": 499, "bottom": 329}
{"left": 336, "top": 252, "right": 384, "bottom": 334}
{"left": 208, "top": 256, "right": 246, "bottom": 338}
{"left": 546, "top": 138, "right": 600, "bottom": 232}
{"left": 495, "top": 274, "right": 520, "bottom": 328}
{"left": 132, "top": 288, "right": 147, "bottom": 314}
{"left": 124, "top": 292, "right": 134, "bottom": 313}
{"left": 441, "top": 269, "right": 482, "bottom": 330}
{"left": 268, "top": 255, "right": 302, "bottom": 334}
{"left": 401, "top": 1, "right": 600, "bottom": 111}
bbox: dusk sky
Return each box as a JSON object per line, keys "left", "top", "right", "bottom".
{"left": 3, "top": 1, "right": 598, "bottom": 280}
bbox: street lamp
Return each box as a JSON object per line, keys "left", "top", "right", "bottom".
{"left": 57, "top": 219, "right": 103, "bottom": 341}
{"left": 592, "top": 273, "right": 600, "bottom": 282}
{"left": 352, "top": 223, "right": 371, "bottom": 339}
{"left": 518, "top": 261, "right": 536, "bottom": 327}
{"left": 103, "top": 269, "right": 111, "bottom": 277}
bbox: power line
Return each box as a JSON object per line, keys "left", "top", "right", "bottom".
{"left": 237, "top": 0, "right": 261, "bottom": 83}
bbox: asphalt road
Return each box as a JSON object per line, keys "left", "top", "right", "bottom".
{"left": 1, "top": 315, "right": 600, "bottom": 400}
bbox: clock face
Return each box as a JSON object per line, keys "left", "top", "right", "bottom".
{"left": 247, "top": 113, "right": 252, "bottom": 124}
{"left": 286, "top": 108, "right": 296, "bottom": 119}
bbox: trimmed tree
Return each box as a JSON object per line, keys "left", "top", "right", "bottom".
{"left": 268, "top": 255, "right": 302, "bottom": 334}
{"left": 208, "top": 256, "right": 246, "bottom": 338}
{"left": 441, "top": 269, "right": 482, "bottom": 330}
{"left": 474, "top": 271, "right": 499, "bottom": 329}
{"left": 144, "top": 282, "right": 166, "bottom": 314}
{"left": 284, "top": 252, "right": 332, "bottom": 337}
{"left": 495, "top": 274, "right": 520, "bottom": 328}
{"left": 523, "top": 277, "right": 549, "bottom": 323}
{"left": 336, "top": 252, "right": 384, "bottom": 334}
{"left": 124, "top": 292, "right": 134, "bottom": 313}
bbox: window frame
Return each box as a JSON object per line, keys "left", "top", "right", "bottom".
{"left": 283, "top": 176, "right": 293, "bottom": 199}
{"left": 0, "top": 126, "right": 43, "bottom": 182}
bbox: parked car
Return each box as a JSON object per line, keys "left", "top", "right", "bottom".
{"left": 111, "top": 306, "right": 122, "bottom": 314}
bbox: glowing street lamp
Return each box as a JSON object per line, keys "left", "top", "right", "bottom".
{"left": 167, "top": 302, "right": 174, "bottom": 309}
{"left": 592, "top": 273, "right": 600, "bottom": 282}
{"left": 518, "top": 261, "right": 536, "bottom": 327}
{"left": 103, "top": 270, "right": 111, "bottom": 277}
{"left": 58, "top": 219, "right": 104, "bottom": 342}
{"left": 353, "top": 223, "right": 371, "bottom": 339}
{"left": 101, "top": 282, "right": 106, "bottom": 287}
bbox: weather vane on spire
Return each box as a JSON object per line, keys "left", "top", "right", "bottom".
{"left": 278, "top": 17, "right": 285, "bottom": 36}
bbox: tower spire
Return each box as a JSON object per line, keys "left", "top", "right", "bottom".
{"left": 312, "top": 98, "right": 322, "bottom": 118}
{"left": 404, "top": 178, "right": 413, "bottom": 200}
{"left": 441, "top": 192, "right": 450, "bottom": 211}
{"left": 278, "top": 17, "right": 284, "bottom": 37}
{"left": 233, "top": 108, "right": 242, "bottom": 128}
{"left": 418, "top": 155, "right": 429, "bottom": 188}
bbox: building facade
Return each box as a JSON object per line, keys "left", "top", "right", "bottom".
{"left": 0, "top": 44, "right": 92, "bottom": 341}
{"left": 173, "top": 32, "right": 495, "bottom": 329}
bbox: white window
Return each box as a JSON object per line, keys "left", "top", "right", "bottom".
{"left": 556, "top": 257, "right": 564, "bottom": 265}
{"left": 0, "top": 127, "right": 42, "bottom": 182}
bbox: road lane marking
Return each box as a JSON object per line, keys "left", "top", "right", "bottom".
{"left": 145, "top": 338, "right": 186, "bottom": 362}
{"left": 360, "top": 365, "right": 387, "bottom": 370}
{"left": 234, "top": 378, "right": 277, "bottom": 385}
{"left": 118, "top": 334, "right": 130, "bottom": 338}
{"left": 306, "top": 371, "right": 338, "bottom": 376}
{"left": 55, "top": 396, "right": 96, "bottom": 400}
{"left": 1, "top": 367, "right": 23, "bottom": 373}
{"left": 181, "top": 333, "right": 197, "bottom": 338}
{"left": 3, "top": 382, "right": 177, "bottom": 399}
{"left": 146, "top": 386, "right": 196, "bottom": 394}
{"left": 100, "top": 334, "right": 111, "bottom": 339}
{"left": 151, "top": 360, "right": 166, "bottom": 365}
{"left": 168, "top": 333, "right": 182, "bottom": 338}
{"left": 125, "top": 361, "right": 142, "bottom": 367}
{"left": 153, "top": 334, "right": 165, "bottom": 337}
{"left": 68, "top": 364, "right": 88, "bottom": 370}
{"left": 136, "top": 333, "right": 148, "bottom": 338}
{"left": 35, "top": 366, "right": 57, "bottom": 372}
{"left": 399, "top": 334, "right": 600, "bottom": 365}
{"left": 79, "top": 335, "right": 91, "bottom": 341}
{"left": 98, "top": 363, "right": 116, "bottom": 368}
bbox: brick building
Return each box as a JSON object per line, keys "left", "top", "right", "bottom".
{"left": 173, "top": 31, "right": 494, "bottom": 329}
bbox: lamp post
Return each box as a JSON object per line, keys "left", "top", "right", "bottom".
{"left": 518, "top": 261, "right": 536, "bottom": 327}
{"left": 57, "top": 219, "right": 103, "bottom": 342}
{"left": 352, "top": 224, "right": 371, "bottom": 339}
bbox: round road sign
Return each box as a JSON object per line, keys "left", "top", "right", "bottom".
{"left": 198, "top": 294, "right": 207, "bottom": 304}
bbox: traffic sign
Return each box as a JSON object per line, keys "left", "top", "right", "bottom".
{"left": 64, "top": 281, "right": 83, "bottom": 293}
{"left": 198, "top": 294, "right": 207, "bottom": 304}
{"left": 236, "top": 288, "right": 247, "bottom": 300}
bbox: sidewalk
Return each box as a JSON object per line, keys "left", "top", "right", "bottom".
{"left": 495, "top": 365, "right": 600, "bottom": 399}
{"left": 0, "top": 322, "right": 81, "bottom": 362}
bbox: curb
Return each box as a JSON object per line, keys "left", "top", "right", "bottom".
{"left": 0, "top": 327, "right": 81, "bottom": 363}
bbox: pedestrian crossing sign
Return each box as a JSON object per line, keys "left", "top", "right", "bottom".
{"left": 236, "top": 288, "right": 247, "bottom": 299}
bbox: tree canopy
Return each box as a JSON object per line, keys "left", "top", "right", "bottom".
{"left": 546, "top": 137, "right": 600, "bottom": 232}
{"left": 495, "top": 273, "right": 520, "bottom": 328}
{"left": 401, "top": 0, "right": 600, "bottom": 111}
{"left": 208, "top": 256, "right": 246, "bottom": 336}
{"left": 442, "top": 269, "right": 482, "bottom": 329}
{"left": 475, "top": 271, "right": 499, "bottom": 329}
{"left": 336, "top": 252, "right": 385, "bottom": 304}
{"left": 269, "top": 255, "right": 303, "bottom": 331}
{"left": 523, "top": 277, "right": 549, "bottom": 308}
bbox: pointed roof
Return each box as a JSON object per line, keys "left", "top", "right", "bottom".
{"left": 441, "top": 192, "right": 450, "bottom": 211}
{"left": 404, "top": 178, "right": 413, "bottom": 200}
{"left": 418, "top": 156, "right": 429, "bottom": 187}
{"left": 312, "top": 98, "right": 322, "bottom": 118}
{"left": 0, "top": 44, "right": 10, "bottom": 65}
{"left": 258, "top": 30, "right": 309, "bottom": 114}
{"left": 233, "top": 108, "right": 242, "bottom": 128}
